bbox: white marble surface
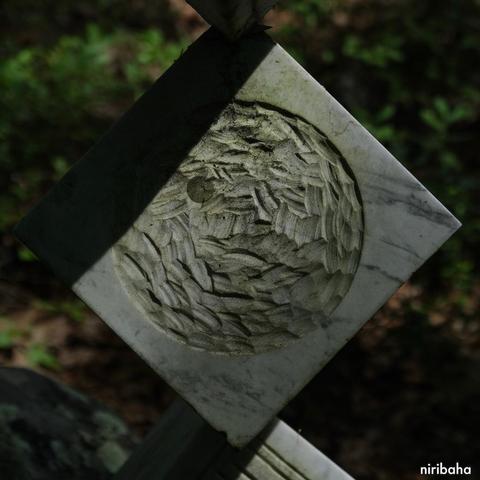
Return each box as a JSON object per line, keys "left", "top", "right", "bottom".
{"left": 208, "top": 419, "right": 355, "bottom": 480}
{"left": 187, "top": 0, "right": 277, "bottom": 38}
{"left": 15, "top": 30, "right": 460, "bottom": 447}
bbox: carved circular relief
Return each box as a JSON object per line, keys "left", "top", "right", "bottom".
{"left": 113, "top": 102, "right": 364, "bottom": 355}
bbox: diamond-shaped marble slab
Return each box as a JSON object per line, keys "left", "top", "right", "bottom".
{"left": 15, "top": 30, "right": 460, "bottom": 447}
{"left": 187, "top": 0, "right": 278, "bottom": 39}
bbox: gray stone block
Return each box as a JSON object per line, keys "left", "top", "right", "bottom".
{"left": 15, "top": 30, "right": 460, "bottom": 447}
{"left": 0, "top": 367, "right": 136, "bottom": 480}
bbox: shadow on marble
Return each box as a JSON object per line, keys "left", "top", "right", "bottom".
{"left": 15, "top": 28, "right": 275, "bottom": 288}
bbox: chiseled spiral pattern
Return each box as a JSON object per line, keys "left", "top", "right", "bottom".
{"left": 113, "top": 102, "right": 364, "bottom": 354}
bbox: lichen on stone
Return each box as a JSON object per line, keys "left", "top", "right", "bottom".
{"left": 0, "top": 367, "right": 136, "bottom": 480}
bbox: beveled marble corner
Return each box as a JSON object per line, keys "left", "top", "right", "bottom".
{"left": 15, "top": 30, "right": 460, "bottom": 447}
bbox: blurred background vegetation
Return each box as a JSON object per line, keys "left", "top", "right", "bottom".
{"left": 0, "top": 1, "right": 479, "bottom": 479}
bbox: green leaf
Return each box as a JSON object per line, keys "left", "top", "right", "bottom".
{"left": 18, "top": 246, "right": 38, "bottom": 262}
{"left": 420, "top": 109, "right": 444, "bottom": 131}
{"left": 0, "top": 329, "right": 20, "bottom": 349}
{"left": 51, "top": 156, "right": 69, "bottom": 179}
{"left": 34, "top": 298, "right": 86, "bottom": 323}
{"left": 26, "top": 344, "right": 61, "bottom": 371}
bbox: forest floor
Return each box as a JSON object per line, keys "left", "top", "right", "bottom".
{"left": 1, "top": 267, "right": 479, "bottom": 480}
{"left": 1, "top": 2, "right": 479, "bottom": 479}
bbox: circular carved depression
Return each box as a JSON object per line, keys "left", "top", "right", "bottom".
{"left": 113, "top": 102, "right": 364, "bottom": 355}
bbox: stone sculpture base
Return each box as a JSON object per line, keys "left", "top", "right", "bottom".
{"left": 0, "top": 367, "right": 136, "bottom": 480}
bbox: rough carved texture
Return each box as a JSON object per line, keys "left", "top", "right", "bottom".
{"left": 113, "top": 102, "right": 363, "bottom": 354}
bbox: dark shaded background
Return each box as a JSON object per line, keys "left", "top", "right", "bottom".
{"left": 1, "top": 1, "right": 479, "bottom": 479}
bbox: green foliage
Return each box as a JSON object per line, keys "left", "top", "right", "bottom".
{"left": 0, "top": 21, "right": 186, "bottom": 233}
{"left": 0, "top": 317, "right": 31, "bottom": 351}
{"left": 17, "top": 247, "right": 38, "bottom": 262}
{"left": 1, "top": 0, "right": 479, "bottom": 295}
{"left": 0, "top": 320, "right": 23, "bottom": 350}
{"left": 278, "top": 0, "right": 480, "bottom": 290}
{"left": 34, "top": 298, "right": 87, "bottom": 323}
{"left": 286, "top": 0, "right": 337, "bottom": 27}
{"left": 342, "top": 33, "right": 404, "bottom": 67}
{"left": 25, "top": 344, "right": 60, "bottom": 371}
